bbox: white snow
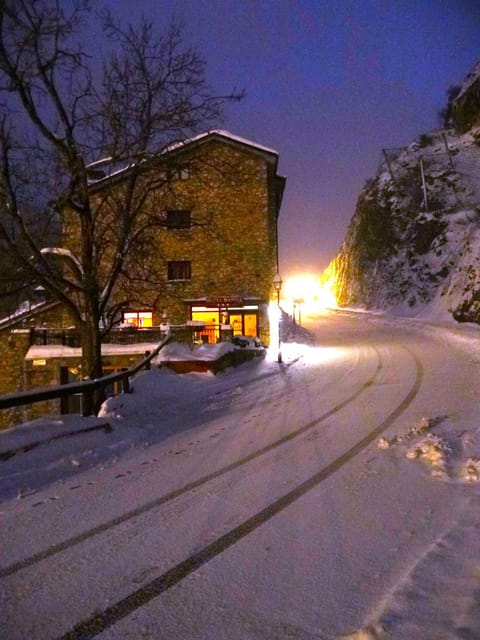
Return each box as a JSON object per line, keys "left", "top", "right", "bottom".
{"left": 163, "top": 129, "right": 279, "bottom": 156}
{"left": 154, "top": 340, "right": 235, "bottom": 362}
{"left": 24, "top": 343, "right": 162, "bottom": 359}
{"left": 1, "top": 310, "right": 480, "bottom": 639}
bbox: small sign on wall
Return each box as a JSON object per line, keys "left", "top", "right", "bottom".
{"left": 32, "top": 359, "right": 47, "bottom": 367}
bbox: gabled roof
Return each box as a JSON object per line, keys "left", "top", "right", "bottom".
{"left": 87, "top": 130, "right": 280, "bottom": 188}
{"left": 165, "top": 130, "right": 279, "bottom": 157}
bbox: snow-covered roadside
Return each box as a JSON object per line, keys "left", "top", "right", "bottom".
{"left": 302, "top": 310, "right": 480, "bottom": 639}
{"left": 0, "top": 357, "right": 275, "bottom": 502}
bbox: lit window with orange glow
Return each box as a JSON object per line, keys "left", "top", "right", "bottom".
{"left": 123, "top": 311, "right": 153, "bottom": 327}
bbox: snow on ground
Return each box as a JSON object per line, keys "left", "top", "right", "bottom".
{"left": 1, "top": 310, "right": 480, "bottom": 638}
{"left": 312, "top": 309, "right": 480, "bottom": 639}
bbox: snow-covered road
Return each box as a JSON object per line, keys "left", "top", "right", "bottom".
{"left": 1, "top": 311, "right": 480, "bottom": 639}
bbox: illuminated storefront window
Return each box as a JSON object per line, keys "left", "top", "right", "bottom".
{"left": 190, "top": 304, "right": 259, "bottom": 339}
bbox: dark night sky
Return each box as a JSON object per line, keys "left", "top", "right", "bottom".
{"left": 99, "top": 0, "right": 479, "bottom": 279}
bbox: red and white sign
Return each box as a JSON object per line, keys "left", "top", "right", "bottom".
{"left": 206, "top": 296, "right": 244, "bottom": 307}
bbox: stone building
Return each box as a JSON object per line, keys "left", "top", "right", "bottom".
{"left": 0, "top": 131, "right": 285, "bottom": 427}
{"left": 87, "top": 130, "right": 286, "bottom": 339}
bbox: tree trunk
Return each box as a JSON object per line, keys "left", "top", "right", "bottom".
{"left": 81, "top": 297, "right": 104, "bottom": 415}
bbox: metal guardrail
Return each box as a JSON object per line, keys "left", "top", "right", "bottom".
{"left": 0, "top": 332, "right": 172, "bottom": 416}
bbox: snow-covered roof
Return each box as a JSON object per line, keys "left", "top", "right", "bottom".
{"left": 0, "top": 301, "right": 59, "bottom": 331}
{"left": 24, "top": 343, "right": 162, "bottom": 360}
{"left": 87, "top": 130, "right": 279, "bottom": 187}
{"left": 164, "top": 129, "right": 278, "bottom": 156}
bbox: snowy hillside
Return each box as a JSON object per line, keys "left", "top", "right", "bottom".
{"left": 328, "top": 61, "right": 480, "bottom": 324}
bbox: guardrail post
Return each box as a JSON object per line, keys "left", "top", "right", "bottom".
{"left": 82, "top": 380, "right": 93, "bottom": 416}
{"left": 144, "top": 351, "right": 151, "bottom": 370}
{"left": 122, "top": 375, "right": 130, "bottom": 394}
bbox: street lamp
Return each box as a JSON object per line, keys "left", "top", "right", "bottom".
{"left": 272, "top": 272, "right": 283, "bottom": 363}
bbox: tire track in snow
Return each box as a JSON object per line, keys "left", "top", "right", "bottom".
{"left": 0, "top": 346, "right": 380, "bottom": 579}
{"left": 56, "top": 345, "right": 422, "bottom": 640}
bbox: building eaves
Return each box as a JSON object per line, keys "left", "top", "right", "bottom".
{"left": 165, "top": 130, "right": 279, "bottom": 157}
{"left": 87, "top": 130, "right": 280, "bottom": 190}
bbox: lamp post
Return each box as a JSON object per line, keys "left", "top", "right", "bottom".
{"left": 272, "top": 272, "right": 282, "bottom": 363}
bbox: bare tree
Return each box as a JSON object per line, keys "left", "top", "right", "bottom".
{"left": 0, "top": 0, "right": 242, "bottom": 411}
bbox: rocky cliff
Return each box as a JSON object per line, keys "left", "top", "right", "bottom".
{"left": 326, "top": 61, "right": 480, "bottom": 323}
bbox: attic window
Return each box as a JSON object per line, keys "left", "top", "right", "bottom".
{"left": 166, "top": 209, "right": 191, "bottom": 229}
{"left": 167, "top": 260, "right": 191, "bottom": 281}
{"left": 167, "top": 165, "right": 189, "bottom": 180}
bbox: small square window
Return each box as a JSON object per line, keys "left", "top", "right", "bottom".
{"left": 167, "top": 165, "right": 189, "bottom": 181}
{"left": 167, "top": 261, "right": 191, "bottom": 281}
{"left": 166, "top": 210, "right": 191, "bottom": 229}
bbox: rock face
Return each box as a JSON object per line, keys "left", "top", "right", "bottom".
{"left": 327, "top": 62, "right": 480, "bottom": 323}
{"left": 451, "top": 61, "right": 480, "bottom": 133}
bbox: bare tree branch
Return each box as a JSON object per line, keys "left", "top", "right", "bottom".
{"left": 0, "top": 0, "right": 243, "bottom": 409}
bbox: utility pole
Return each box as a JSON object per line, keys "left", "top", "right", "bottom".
{"left": 441, "top": 132, "right": 455, "bottom": 168}
{"left": 382, "top": 149, "right": 396, "bottom": 182}
{"left": 419, "top": 157, "right": 429, "bottom": 211}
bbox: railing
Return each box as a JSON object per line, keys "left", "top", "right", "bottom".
{"left": 28, "top": 324, "right": 233, "bottom": 347}
{"left": 0, "top": 332, "right": 172, "bottom": 417}
{"left": 29, "top": 326, "right": 166, "bottom": 347}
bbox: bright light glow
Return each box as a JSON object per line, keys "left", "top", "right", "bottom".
{"left": 282, "top": 272, "right": 337, "bottom": 313}
{"left": 267, "top": 302, "right": 280, "bottom": 361}
{"left": 317, "top": 279, "right": 337, "bottom": 309}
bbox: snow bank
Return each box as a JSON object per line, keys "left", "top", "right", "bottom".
{"left": 153, "top": 341, "right": 235, "bottom": 363}
{"left": 377, "top": 415, "right": 480, "bottom": 483}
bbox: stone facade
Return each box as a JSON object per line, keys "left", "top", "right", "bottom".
{"left": 83, "top": 131, "right": 285, "bottom": 341}
{"left": 0, "top": 132, "right": 285, "bottom": 428}
{"left": 0, "top": 303, "right": 74, "bottom": 429}
{"left": 0, "top": 305, "right": 160, "bottom": 429}
{"left": 140, "top": 137, "right": 284, "bottom": 339}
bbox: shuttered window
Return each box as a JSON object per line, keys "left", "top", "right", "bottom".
{"left": 167, "top": 261, "right": 191, "bottom": 281}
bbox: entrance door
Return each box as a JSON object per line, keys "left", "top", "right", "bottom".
{"left": 243, "top": 314, "right": 257, "bottom": 337}
{"left": 228, "top": 312, "right": 258, "bottom": 337}
{"left": 229, "top": 314, "right": 243, "bottom": 336}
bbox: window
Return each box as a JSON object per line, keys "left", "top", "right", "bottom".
{"left": 166, "top": 209, "right": 191, "bottom": 229}
{"left": 166, "top": 165, "right": 189, "bottom": 181}
{"left": 228, "top": 313, "right": 258, "bottom": 337}
{"left": 122, "top": 311, "right": 153, "bottom": 327}
{"left": 167, "top": 261, "right": 191, "bottom": 281}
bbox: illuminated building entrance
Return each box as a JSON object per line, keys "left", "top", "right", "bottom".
{"left": 189, "top": 297, "right": 260, "bottom": 340}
